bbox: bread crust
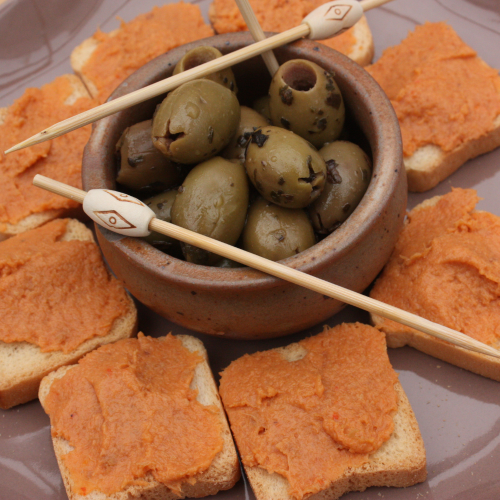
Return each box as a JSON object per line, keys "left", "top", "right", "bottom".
{"left": 207, "top": 4, "right": 374, "bottom": 67}
{"left": 372, "top": 313, "right": 500, "bottom": 382}
{"left": 405, "top": 115, "right": 500, "bottom": 192}
{"left": 0, "top": 219, "right": 138, "bottom": 409}
{"left": 0, "top": 74, "right": 90, "bottom": 238}
{"left": 370, "top": 194, "right": 500, "bottom": 381}
{"left": 39, "top": 335, "right": 240, "bottom": 500}
{"left": 70, "top": 31, "right": 118, "bottom": 99}
{"left": 347, "top": 16, "right": 375, "bottom": 67}
{"left": 226, "top": 335, "right": 426, "bottom": 500}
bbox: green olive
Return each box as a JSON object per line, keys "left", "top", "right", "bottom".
{"left": 115, "top": 120, "right": 184, "bottom": 192}
{"left": 252, "top": 95, "right": 271, "bottom": 121}
{"left": 171, "top": 157, "right": 249, "bottom": 265}
{"left": 243, "top": 197, "right": 316, "bottom": 261}
{"left": 143, "top": 190, "right": 181, "bottom": 255}
{"left": 245, "top": 126, "right": 326, "bottom": 209}
{"left": 222, "top": 106, "right": 269, "bottom": 163}
{"left": 309, "top": 141, "right": 372, "bottom": 233}
{"left": 269, "top": 59, "right": 345, "bottom": 148}
{"left": 151, "top": 80, "right": 241, "bottom": 164}
{"left": 173, "top": 46, "right": 238, "bottom": 93}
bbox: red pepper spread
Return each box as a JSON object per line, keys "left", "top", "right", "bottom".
{"left": 371, "top": 188, "right": 500, "bottom": 347}
{"left": 83, "top": 3, "right": 214, "bottom": 103}
{"left": 44, "top": 334, "right": 224, "bottom": 496}
{"left": 0, "top": 219, "right": 129, "bottom": 353}
{"left": 219, "top": 323, "right": 398, "bottom": 500}
{"left": 209, "top": 0, "right": 356, "bottom": 57}
{"left": 0, "top": 76, "right": 95, "bottom": 230}
{"left": 367, "top": 22, "right": 500, "bottom": 157}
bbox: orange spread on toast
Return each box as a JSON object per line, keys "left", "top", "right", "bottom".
{"left": 0, "top": 77, "right": 95, "bottom": 229}
{"left": 84, "top": 3, "right": 214, "bottom": 103}
{"left": 210, "top": 0, "right": 356, "bottom": 56}
{"left": 371, "top": 188, "right": 500, "bottom": 347}
{"left": 44, "top": 334, "right": 224, "bottom": 496}
{"left": 0, "top": 219, "right": 129, "bottom": 353}
{"left": 367, "top": 22, "right": 500, "bottom": 156}
{"left": 219, "top": 323, "right": 398, "bottom": 500}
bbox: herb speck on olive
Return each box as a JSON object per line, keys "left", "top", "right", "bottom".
{"left": 280, "top": 117, "right": 291, "bottom": 130}
{"left": 326, "top": 92, "right": 342, "bottom": 109}
{"left": 317, "top": 118, "right": 327, "bottom": 131}
{"left": 251, "top": 131, "right": 269, "bottom": 148}
{"left": 279, "top": 85, "right": 294, "bottom": 105}
{"left": 326, "top": 159, "right": 342, "bottom": 184}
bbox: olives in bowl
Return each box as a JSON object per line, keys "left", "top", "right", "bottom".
{"left": 151, "top": 79, "right": 240, "bottom": 164}
{"left": 82, "top": 33, "right": 406, "bottom": 340}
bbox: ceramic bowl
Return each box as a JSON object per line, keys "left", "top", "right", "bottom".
{"left": 82, "top": 32, "right": 407, "bottom": 340}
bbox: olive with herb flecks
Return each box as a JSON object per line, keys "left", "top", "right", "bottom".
{"left": 173, "top": 46, "right": 238, "bottom": 93}
{"left": 269, "top": 59, "right": 345, "bottom": 148}
{"left": 151, "top": 80, "right": 240, "bottom": 164}
{"left": 115, "top": 119, "right": 184, "bottom": 193}
{"left": 245, "top": 126, "right": 326, "bottom": 209}
{"left": 243, "top": 197, "right": 316, "bottom": 261}
{"left": 309, "top": 141, "right": 372, "bottom": 233}
{"left": 142, "top": 190, "right": 181, "bottom": 255}
{"left": 171, "top": 156, "right": 249, "bottom": 265}
{"left": 222, "top": 106, "right": 269, "bottom": 163}
{"left": 252, "top": 95, "right": 271, "bottom": 121}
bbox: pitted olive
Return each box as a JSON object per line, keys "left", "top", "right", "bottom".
{"left": 252, "top": 95, "right": 271, "bottom": 121}
{"left": 245, "top": 126, "right": 326, "bottom": 209}
{"left": 171, "top": 156, "right": 249, "bottom": 265}
{"left": 143, "top": 190, "right": 181, "bottom": 255}
{"left": 151, "top": 80, "right": 240, "bottom": 164}
{"left": 222, "top": 106, "right": 269, "bottom": 163}
{"left": 173, "top": 46, "right": 238, "bottom": 93}
{"left": 115, "top": 120, "right": 184, "bottom": 192}
{"left": 243, "top": 197, "right": 316, "bottom": 261}
{"left": 309, "top": 141, "right": 372, "bottom": 233}
{"left": 269, "top": 59, "right": 345, "bottom": 148}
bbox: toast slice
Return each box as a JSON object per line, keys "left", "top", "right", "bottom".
{"left": 70, "top": 3, "right": 214, "bottom": 103}
{"left": 0, "top": 74, "right": 94, "bottom": 239}
{"left": 39, "top": 334, "right": 241, "bottom": 500}
{"left": 316, "top": 15, "right": 374, "bottom": 67}
{"left": 220, "top": 324, "right": 427, "bottom": 500}
{"left": 370, "top": 189, "right": 500, "bottom": 381}
{"left": 0, "top": 219, "right": 138, "bottom": 409}
{"left": 245, "top": 384, "right": 426, "bottom": 500}
{"left": 366, "top": 22, "right": 500, "bottom": 192}
{"left": 208, "top": 0, "right": 374, "bottom": 67}
{"left": 402, "top": 115, "right": 500, "bottom": 192}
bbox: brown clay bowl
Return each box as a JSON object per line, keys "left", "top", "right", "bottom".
{"left": 82, "top": 32, "right": 407, "bottom": 340}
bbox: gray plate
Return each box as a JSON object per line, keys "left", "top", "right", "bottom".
{"left": 0, "top": 0, "right": 499, "bottom": 499}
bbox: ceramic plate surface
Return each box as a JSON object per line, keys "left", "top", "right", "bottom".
{"left": 0, "top": 0, "right": 499, "bottom": 499}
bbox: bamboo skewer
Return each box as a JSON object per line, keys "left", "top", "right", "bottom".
{"left": 5, "top": 0, "right": 394, "bottom": 155}
{"left": 33, "top": 174, "right": 500, "bottom": 360}
{"left": 234, "top": 0, "right": 280, "bottom": 76}
{"left": 4, "top": 25, "right": 308, "bottom": 154}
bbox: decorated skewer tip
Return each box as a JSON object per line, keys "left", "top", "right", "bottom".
{"left": 83, "top": 189, "right": 155, "bottom": 237}
{"left": 302, "top": 0, "right": 363, "bottom": 41}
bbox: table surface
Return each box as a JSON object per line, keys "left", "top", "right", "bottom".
{"left": 1, "top": 0, "right": 500, "bottom": 499}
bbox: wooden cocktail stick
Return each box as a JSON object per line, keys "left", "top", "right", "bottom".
{"left": 5, "top": 0, "right": 393, "bottom": 155}
{"left": 32, "top": 174, "right": 500, "bottom": 360}
{"left": 234, "top": 0, "right": 280, "bottom": 76}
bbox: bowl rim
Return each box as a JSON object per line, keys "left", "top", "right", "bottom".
{"left": 83, "top": 32, "right": 403, "bottom": 292}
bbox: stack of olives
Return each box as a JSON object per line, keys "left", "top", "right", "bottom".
{"left": 115, "top": 47, "right": 372, "bottom": 266}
